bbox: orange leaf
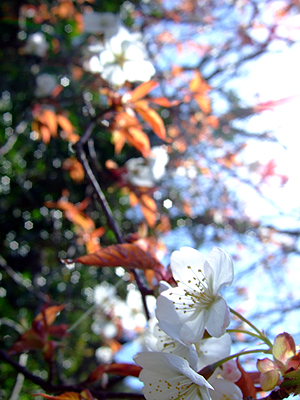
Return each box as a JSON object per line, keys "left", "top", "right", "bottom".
{"left": 129, "top": 191, "right": 139, "bottom": 206}
{"left": 112, "top": 113, "right": 150, "bottom": 156}
{"left": 111, "top": 129, "right": 127, "bottom": 155}
{"left": 126, "top": 126, "right": 151, "bottom": 157}
{"left": 130, "top": 81, "right": 158, "bottom": 103}
{"left": 151, "top": 97, "right": 177, "bottom": 107}
{"left": 42, "top": 109, "right": 58, "bottom": 135}
{"left": 57, "top": 114, "right": 79, "bottom": 144}
{"left": 189, "top": 71, "right": 210, "bottom": 94}
{"left": 193, "top": 93, "right": 211, "bottom": 114}
{"left": 139, "top": 194, "right": 157, "bottom": 227}
{"left": 34, "top": 304, "right": 65, "bottom": 327}
{"left": 63, "top": 157, "right": 85, "bottom": 183}
{"left": 35, "top": 390, "right": 94, "bottom": 400}
{"left": 67, "top": 243, "right": 163, "bottom": 270}
{"left": 40, "top": 125, "right": 51, "bottom": 144}
{"left": 135, "top": 101, "right": 166, "bottom": 140}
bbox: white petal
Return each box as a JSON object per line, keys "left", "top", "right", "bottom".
{"left": 170, "top": 247, "right": 206, "bottom": 288}
{"left": 101, "top": 64, "right": 126, "bottom": 86}
{"left": 209, "top": 378, "right": 243, "bottom": 400}
{"left": 123, "top": 59, "right": 155, "bottom": 83}
{"left": 108, "top": 25, "right": 132, "bottom": 55}
{"left": 156, "top": 290, "right": 183, "bottom": 324}
{"left": 88, "top": 55, "right": 103, "bottom": 73}
{"left": 99, "top": 49, "right": 116, "bottom": 65}
{"left": 204, "top": 247, "right": 234, "bottom": 294}
{"left": 122, "top": 40, "right": 147, "bottom": 60}
{"left": 205, "top": 296, "right": 230, "bottom": 337}
{"left": 180, "top": 308, "right": 208, "bottom": 344}
{"left": 196, "top": 334, "right": 232, "bottom": 370}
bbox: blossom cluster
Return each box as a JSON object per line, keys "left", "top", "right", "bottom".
{"left": 83, "top": 12, "right": 155, "bottom": 86}
{"left": 135, "top": 247, "right": 243, "bottom": 400}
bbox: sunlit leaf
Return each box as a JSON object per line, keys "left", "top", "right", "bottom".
{"left": 57, "top": 114, "right": 79, "bottom": 143}
{"left": 62, "top": 157, "right": 85, "bottom": 183}
{"left": 134, "top": 100, "right": 166, "bottom": 140}
{"left": 130, "top": 81, "right": 158, "bottom": 103}
{"left": 35, "top": 390, "right": 94, "bottom": 400}
{"left": 34, "top": 304, "right": 65, "bottom": 327}
{"left": 66, "top": 243, "right": 163, "bottom": 270}
{"left": 139, "top": 194, "right": 157, "bottom": 227}
{"left": 126, "top": 126, "right": 151, "bottom": 157}
{"left": 40, "top": 125, "right": 52, "bottom": 144}
{"left": 42, "top": 109, "right": 58, "bottom": 135}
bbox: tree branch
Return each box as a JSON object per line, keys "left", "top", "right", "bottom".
{"left": 0, "top": 349, "right": 144, "bottom": 399}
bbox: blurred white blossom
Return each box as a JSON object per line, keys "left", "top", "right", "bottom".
{"left": 125, "top": 146, "right": 169, "bottom": 188}
{"left": 23, "top": 32, "right": 49, "bottom": 57}
{"left": 84, "top": 24, "right": 155, "bottom": 86}
{"left": 35, "top": 74, "right": 57, "bottom": 98}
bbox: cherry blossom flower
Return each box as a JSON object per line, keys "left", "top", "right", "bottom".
{"left": 23, "top": 32, "right": 49, "bottom": 57}
{"left": 134, "top": 351, "right": 213, "bottom": 400}
{"left": 99, "top": 26, "right": 155, "bottom": 86}
{"left": 124, "top": 146, "right": 169, "bottom": 188}
{"left": 34, "top": 74, "right": 57, "bottom": 98}
{"left": 156, "top": 247, "right": 234, "bottom": 345}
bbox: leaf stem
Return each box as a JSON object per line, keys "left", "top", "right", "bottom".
{"left": 229, "top": 307, "right": 273, "bottom": 348}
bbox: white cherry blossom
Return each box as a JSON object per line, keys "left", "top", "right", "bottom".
{"left": 156, "top": 247, "right": 234, "bottom": 344}
{"left": 34, "top": 74, "right": 57, "bottom": 98}
{"left": 23, "top": 32, "right": 49, "bottom": 57}
{"left": 134, "top": 351, "right": 213, "bottom": 400}
{"left": 99, "top": 26, "right": 155, "bottom": 86}
{"left": 124, "top": 146, "right": 169, "bottom": 188}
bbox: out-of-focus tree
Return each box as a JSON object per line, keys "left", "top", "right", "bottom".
{"left": 1, "top": 0, "right": 300, "bottom": 399}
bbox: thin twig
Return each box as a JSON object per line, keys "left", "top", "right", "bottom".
{"left": 75, "top": 122, "right": 152, "bottom": 319}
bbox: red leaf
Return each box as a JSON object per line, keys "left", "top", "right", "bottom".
{"left": 9, "top": 329, "right": 44, "bottom": 355}
{"left": 66, "top": 243, "right": 163, "bottom": 270}
{"left": 88, "top": 363, "right": 142, "bottom": 382}
{"left": 130, "top": 81, "right": 158, "bottom": 103}
{"left": 235, "top": 359, "right": 257, "bottom": 398}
